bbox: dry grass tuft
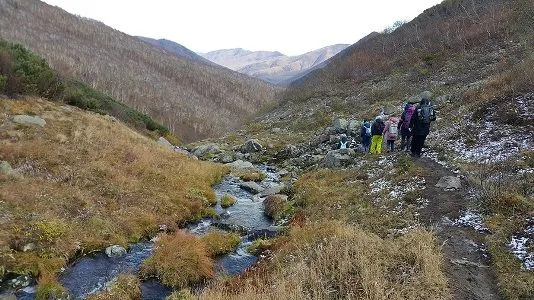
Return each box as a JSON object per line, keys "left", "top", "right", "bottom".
{"left": 201, "top": 231, "right": 240, "bottom": 257}
{"left": 220, "top": 194, "right": 237, "bottom": 208}
{"left": 87, "top": 274, "right": 141, "bottom": 300}
{"left": 140, "top": 231, "right": 214, "bottom": 288}
{"left": 0, "top": 98, "right": 226, "bottom": 281}
{"left": 201, "top": 222, "right": 449, "bottom": 300}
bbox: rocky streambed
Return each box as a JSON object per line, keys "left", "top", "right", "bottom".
{"left": 13, "top": 166, "right": 284, "bottom": 300}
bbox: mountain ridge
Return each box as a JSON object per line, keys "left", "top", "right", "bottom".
{"left": 200, "top": 44, "right": 349, "bottom": 85}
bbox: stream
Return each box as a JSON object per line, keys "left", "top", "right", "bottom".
{"left": 15, "top": 166, "right": 281, "bottom": 300}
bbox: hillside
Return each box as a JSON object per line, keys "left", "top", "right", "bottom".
{"left": 0, "top": 0, "right": 279, "bottom": 142}
{"left": 200, "top": 44, "right": 349, "bottom": 85}
{"left": 137, "top": 37, "right": 215, "bottom": 66}
{"left": 191, "top": 0, "right": 534, "bottom": 299}
{"left": 0, "top": 97, "right": 226, "bottom": 297}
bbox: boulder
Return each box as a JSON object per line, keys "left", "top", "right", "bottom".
{"left": 239, "top": 181, "right": 265, "bottom": 194}
{"left": 0, "top": 161, "right": 13, "bottom": 176}
{"left": 333, "top": 118, "right": 348, "bottom": 132}
{"left": 276, "top": 144, "right": 299, "bottom": 159}
{"left": 260, "top": 185, "right": 285, "bottom": 197}
{"left": 249, "top": 226, "right": 283, "bottom": 239}
{"left": 240, "top": 139, "right": 263, "bottom": 153}
{"left": 227, "top": 160, "right": 254, "bottom": 170}
{"left": 347, "top": 120, "right": 359, "bottom": 133}
{"left": 174, "top": 147, "right": 190, "bottom": 155}
{"left": 158, "top": 137, "right": 174, "bottom": 150}
{"left": 323, "top": 150, "right": 352, "bottom": 168}
{"left": 435, "top": 176, "right": 462, "bottom": 190}
{"left": 271, "top": 127, "right": 281, "bottom": 134}
{"left": 13, "top": 115, "right": 46, "bottom": 127}
{"left": 105, "top": 245, "right": 127, "bottom": 258}
{"left": 192, "top": 144, "right": 221, "bottom": 157}
{"left": 309, "top": 134, "right": 329, "bottom": 147}
{"left": 218, "top": 152, "right": 235, "bottom": 163}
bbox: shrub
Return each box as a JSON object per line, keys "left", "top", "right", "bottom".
{"left": 87, "top": 274, "right": 141, "bottom": 300}
{"left": 220, "top": 194, "right": 236, "bottom": 208}
{"left": 0, "top": 39, "right": 63, "bottom": 98}
{"left": 201, "top": 231, "right": 240, "bottom": 257}
{"left": 140, "top": 231, "right": 214, "bottom": 288}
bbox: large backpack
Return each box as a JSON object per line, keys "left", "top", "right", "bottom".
{"left": 418, "top": 104, "right": 435, "bottom": 124}
{"left": 403, "top": 105, "right": 416, "bottom": 130}
{"left": 389, "top": 121, "right": 399, "bottom": 137}
{"left": 365, "top": 125, "right": 372, "bottom": 137}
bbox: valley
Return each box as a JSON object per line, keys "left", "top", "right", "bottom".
{"left": 1, "top": 0, "right": 534, "bottom": 299}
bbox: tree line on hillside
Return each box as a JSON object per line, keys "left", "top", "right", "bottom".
{"left": 287, "top": 0, "right": 534, "bottom": 100}
{"left": 0, "top": 0, "right": 279, "bottom": 142}
{"left": 0, "top": 38, "right": 170, "bottom": 136}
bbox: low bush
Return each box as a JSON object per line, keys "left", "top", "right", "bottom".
{"left": 140, "top": 231, "right": 214, "bottom": 288}
{"left": 263, "top": 194, "right": 290, "bottom": 220}
{"left": 201, "top": 231, "right": 240, "bottom": 257}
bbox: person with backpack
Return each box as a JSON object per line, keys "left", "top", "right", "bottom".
{"left": 409, "top": 98, "right": 436, "bottom": 157}
{"left": 383, "top": 114, "right": 400, "bottom": 152}
{"left": 339, "top": 134, "right": 348, "bottom": 149}
{"left": 370, "top": 116, "right": 385, "bottom": 154}
{"left": 399, "top": 103, "right": 416, "bottom": 152}
{"left": 360, "top": 120, "right": 372, "bottom": 152}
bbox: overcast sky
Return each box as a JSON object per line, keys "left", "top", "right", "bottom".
{"left": 41, "top": 0, "right": 442, "bottom": 56}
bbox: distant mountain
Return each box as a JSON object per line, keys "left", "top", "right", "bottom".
{"left": 200, "top": 45, "right": 349, "bottom": 85}
{"left": 137, "top": 37, "right": 214, "bottom": 66}
{"left": 0, "top": 0, "right": 278, "bottom": 142}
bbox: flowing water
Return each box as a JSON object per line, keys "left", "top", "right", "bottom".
{"left": 15, "top": 166, "right": 280, "bottom": 300}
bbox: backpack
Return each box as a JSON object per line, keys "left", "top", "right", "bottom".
{"left": 403, "top": 105, "right": 416, "bottom": 130}
{"left": 365, "top": 125, "right": 372, "bottom": 137}
{"left": 389, "top": 121, "right": 399, "bottom": 137}
{"left": 339, "top": 141, "right": 348, "bottom": 149}
{"left": 418, "top": 104, "right": 435, "bottom": 124}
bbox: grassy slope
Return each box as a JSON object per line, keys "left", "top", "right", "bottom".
{"left": 0, "top": 98, "right": 226, "bottom": 289}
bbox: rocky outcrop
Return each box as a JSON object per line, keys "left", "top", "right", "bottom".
{"left": 227, "top": 160, "right": 255, "bottom": 170}
{"left": 435, "top": 176, "right": 462, "bottom": 190}
{"left": 240, "top": 139, "right": 263, "bottom": 153}
{"left": 192, "top": 144, "right": 221, "bottom": 157}
{"left": 322, "top": 149, "right": 355, "bottom": 168}
{"left": 105, "top": 245, "right": 127, "bottom": 258}
{"left": 13, "top": 115, "right": 46, "bottom": 127}
{"left": 239, "top": 181, "right": 265, "bottom": 194}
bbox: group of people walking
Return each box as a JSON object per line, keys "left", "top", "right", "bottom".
{"left": 358, "top": 97, "right": 436, "bottom": 157}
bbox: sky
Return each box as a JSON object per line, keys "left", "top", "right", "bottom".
{"left": 41, "top": 0, "right": 443, "bottom": 56}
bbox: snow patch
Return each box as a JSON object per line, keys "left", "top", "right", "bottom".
{"left": 509, "top": 218, "right": 534, "bottom": 270}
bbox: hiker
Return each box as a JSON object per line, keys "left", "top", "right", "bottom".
{"left": 339, "top": 134, "right": 348, "bottom": 149}
{"left": 360, "top": 120, "right": 372, "bottom": 152}
{"left": 370, "top": 116, "right": 385, "bottom": 154}
{"left": 383, "top": 114, "right": 399, "bottom": 152}
{"left": 409, "top": 98, "right": 436, "bottom": 157}
{"left": 399, "top": 103, "right": 416, "bottom": 152}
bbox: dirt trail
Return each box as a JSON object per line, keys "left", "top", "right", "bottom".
{"left": 415, "top": 157, "right": 502, "bottom": 300}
